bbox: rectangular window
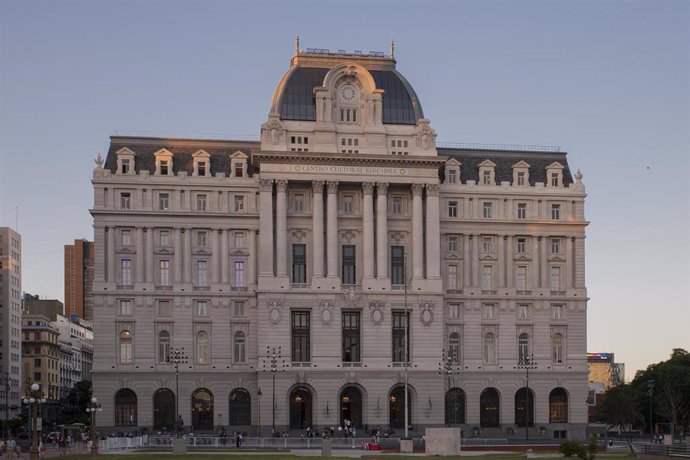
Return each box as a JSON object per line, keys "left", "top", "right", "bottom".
{"left": 482, "top": 237, "right": 493, "bottom": 253}
{"left": 160, "top": 160, "right": 169, "bottom": 175}
{"left": 196, "top": 300, "right": 208, "bottom": 317}
{"left": 517, "top": 238, "right": 527, "bottom": 253}
{"left": 159, "top": 260, "right": 171, "bottom": 286}
{"left": 391, "top": 245, "right": 405, "bottom": 285}
{"left": 291, "top": 311, "right": 310, "bottom": 362}
{"left": 196, "top": 194, "right": 207, "bottom": 211}
{"left": 342, "top": 245, "right": 356, "bottom": 285}
{"left": 234, "top": 260, "right": 245, "bottom": 287}
{"left": 481, "top": 265, "right": 493, "bottom": 290}
{"left": 449, "top": 303, "right": 462, "bottom": 320}
{"left": 447, "top": 236, "right": 458, "bottom": 253}
{"left": 343, "top": 195, "right": 354, "bottom": 214}
{"left": 196, "top": 260, "right": 208, "bottom": 286}
{"left": 292, "top": 244, "right": 307, "bottom": 284}
{"left": 483, "top": 170, "right": 491, "bottom": 184}
{"left": 392, "top": 196, "right": 403, "bottom": 215}
{"left": 234, "top": 163, "right": 244, "bottom": 177}
{"left": 121, "top": 229, "right": 131, "bottom": 246}
{"left": 447, "top": 170, "right": 457, "bottom": 184}
{"left": 342, "top": 311, "right": 361, "bottom": 362}
{"left": 294, "top": 193, "right": 304, "bottom": 212}
{"left": 551, "top": 173, "right": 559, "bottom": 187}
{"left": 120, "top": 193, "right": 131, "bottom": 210}
{"left": 234, "top": 195, "right": 244, "bottom": 212}
{"left": 448, "top": 201, "right": 458, "bottom": 218}
{"left": 392, "top": 311, "right": 410, "bottom": 363}
{"left": 517, "top": 203, "right": 527, "bottom": 219}
{"left": 234, "top": 301, "right": 245, "bottom": 317}
{"left": 517, "top": 171, "right": 526, "bottom": 186}
{"left": 159, "top": 230, "right": 170, "bottom": 247}
{"left": 157, "top": 300, "right": 172, "bottom": 317}
{"left": 483, "top": 202, "right": 493, "bottom": 218}
{"left": 551, "top": 238, "right": 561, "bottom": 254}
{"left": 516, "top": 265, "right": 527, "bottom": 290}
{"left": 196, "top": 231, "right": 207, "bottom": 247}
{"left": 552, "top": 304, "right": 563, "bottom": 320}
{"left": 551, "top": 204, "right": 561, "bottom": 220}
{"left": 119, "top": 299, "right": 132, "bottom": 316}
{"left": 197, "top": 162, "right": 207, "bottom": 176}
{"left": 482, "top": 304, "right": 495, "bottom": 320}
{"left": 159, "top": 193, "right": 169, "bottom": 210}
{"left": 121, "top": 159, "right": 130, "bottom": 174}
{"left": 517, "top": 304, "right": 529, "bottom": 320}
{"left": 34, "top": 358, "right": 41, "bottom": 367}
{"left": 120, "top": 259, "right": 132, "bottom": 286}
{"left": 234, "top": 232, "right": 245, "bottom": 248}
{"left": 447, "top": 264, "right": 458, "bottom": 290}
{"left": 34, "top": 372, "right": 41, "bottom": 382}
{"left": 550, "top": 266, "right": 561, "bottom": 289}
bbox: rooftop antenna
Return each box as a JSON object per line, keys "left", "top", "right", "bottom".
{"left": 295, "top": 34, "right": 300, "bottom": 54}
{"left": 390, "top": 38, "right": 395, "bottom": 59}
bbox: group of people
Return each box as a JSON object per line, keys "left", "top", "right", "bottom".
{"left": 0, "top": 438, "right": 22, "bottom": 459}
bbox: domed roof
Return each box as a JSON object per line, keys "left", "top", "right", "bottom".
{"left": 270, "top": 50, "right": 424, "bottom": 125}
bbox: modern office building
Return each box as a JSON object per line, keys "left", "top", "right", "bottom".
{"left": 64, "top": 239, "right": 95, "bottom": 320}
{"left": 0, "top": 227, "right": 22, "bottom": 418}
{"left": 587, "top": 352, "right": 624, "bottom": 389}
{"left": 91, "top": 46, "right": 589, "bottom": 438}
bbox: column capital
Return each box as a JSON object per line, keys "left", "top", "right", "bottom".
{"left": 411, "top": 183, "right": 424, "bottom": 196}
{"left": 376, "top": 182, "right": 389, "bottom": 194}
{"left": 425, "top": 183, "right": 439, "bottom": 196}
{"left": 362, "top": 182, "right": 375, "bottom": 195}
{"left": 259, "top": 179, "right": 274, "bottom": 192}
{"left": 312, "top": 180, "right": 325, "bottom": 193}
{"left": 276, "top": 179, "right": 288, "bottom": 193}
{"left": 326, "top": 181, "right": 339, "bottom": 194}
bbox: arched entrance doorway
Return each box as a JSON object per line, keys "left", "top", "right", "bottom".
{"left": 339, "top": 386, "right": 362, "bottom": 428}
{"left": 445, "top": 388, "right": 466, "bottom": 425}
{"left": 289, "top": 387, "right": 313, "bottom": 429}
{"left": 480, "top": 388, "right": 500, "bottom": 427}
{"left": 229, "top": 389, "right": 251, "bottom": 425}
{"left": 114, "top": 388, "right": 137, "bottom": 426}
{"left": 549, "top": 388, "right": 569, "bottom": 423}
{"left": 515, "top": 388, "right": 535, "bottom": 427}
{"left": 192, "top": 388, "right": 214, "bottom": 431}
{"left": 389, "top": 386, "right": 412, "bottom": 429}
{"left": 153, "top": 388, "right": 175, "bottom": 430}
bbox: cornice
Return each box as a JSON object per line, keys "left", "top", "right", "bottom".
{"left": 252, "top": 151, "right": 447, "bottom": 168}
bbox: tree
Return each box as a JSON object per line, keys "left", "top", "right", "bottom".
{"left": 595, "top": 384, "right": 643, "bottom": 431}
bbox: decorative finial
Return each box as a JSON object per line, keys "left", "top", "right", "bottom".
{"left": 390, "top": 39, "right": 395, "bottom": 59}
{"left": 95, "top": 153, "right": 103, "bottom": 169}
{"left": 575, "top": 169, "right": 583, "bottom": 182}
{"left": 295, "top": 34, "right": 300, "bottom": 54}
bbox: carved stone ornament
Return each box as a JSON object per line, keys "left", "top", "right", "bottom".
{"left": 261, "top": 116, "right": 285, "bottom": 144}
{"left": 292, "top": 229, "right": 308, "bottom": 242}
{"left": 411, "top": 183, "right": 424, "bottom": 196}
{"left": 312, "top": 180, "right": 325, "bottom": 193}
{"left": 390, "top": 231, "right": 405, "bottom": 244}
{"left": 370, "top": 302, "right": 385, "bottom": 326}
{"left": 426, "top": 184, "right": 439, "bottom": 196}
{"left": 276, "top": 179, "right": 288, "bottom": 193}
{"left": 327, "top": 181, "right": 339, "bottom": 194}
{"left": 341, "top": 230, "right": 356, "bottom": 243}
{"left": 267, "top": 300, "right": 283, "bottom": 325}
{"left": 319, "top": 301, "right": 334, "bottom": 325}
{"left": 376, "top": 182, "right": 389, "bottom": 194}
{"left": 575, "top": 169, "right": 583, "bottom": 182}
{"left": 344, "top": 66, "right": 357, "bottom": 77}
{"left": 95, "top": 153, "right": 104, "bottom": 169}
{"left": 362, "top": 182, "right": 375, "bottom": 195}
{"left": 417, "top": 120, "right": 437, "bottom": 149}
{"left": 419, "top": 302, "right": 434, "bottom": 326}
{"left": 259, "top": 179, "right": 273, "bottom": 192}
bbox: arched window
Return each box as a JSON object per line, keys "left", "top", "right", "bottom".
{"left": 449, "top": 333, "right": 460, "bottom": 363}
{"left": 290, "top": 387, "right": 313, "bottom": 430}
{"left": 192, "top": 388, "right": 214, "bottom": 430}
{"left": 552, "top": 333, "right": 564, "bottom": 364}
{"left": 228, "top": 389, "right": 251, "bottom": 425}
{"left": 120, "top": 330, "right": 132, "bottom": 363}
{"left": 549, "top": 388, "right": 568, "bottom": 423}
{"left": 483, "top": 333, "right": 496, "bottom": 364}
{"left": 196, "top": 331, "right": 209, "bottom": 364}
{"left": 515, "top": 388, "right": 534, "bottom": 427}
{"left": 114, "top": 389, "right": 137, "bottom": 426}
{"left": 480, "top": 388, "right": 500, "bottom": 427}
{"left": 445, "top": 388, "right": 465, "bottom": 425}
{"left": 153, "top": 388, "right": 175, "bottom": 430}
{"left": 340, "top": 386, "right": 363, "bottom": 428}
{"left": 158, "top": 331, "right": 170, "bottom": 363}
{"left": 233, "top": 331, "right": 246, "bottom": 364}
{"left": 389, "top": 386, "right": 412, "bottom": 429}
{"left": 518, "top": 333, "right": 530, "bottom": 363}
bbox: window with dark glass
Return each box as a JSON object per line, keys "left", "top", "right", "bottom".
{"left": 342, "top": 245, "right": 356, "bottom": 285}
{"left": 342, "top": 311, "right": 361, "bottom": 362}
{"left": 291, "top": 311, "right": 310, "bottom": 362}
{"left": 391, "top": 245, "right": 405, "bottom": 285}
{"left": 292, "top": 244, "right": 307, "bottom": 283}
{"left": 392, "top": 311, "right": 410, "bottom": 363}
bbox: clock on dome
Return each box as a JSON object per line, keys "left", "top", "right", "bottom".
{"left": 339, "top": 84, "right": 358, "bottom": 102}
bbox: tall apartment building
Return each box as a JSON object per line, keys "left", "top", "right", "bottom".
{"left": 64, "top": 239, "right": 95, "bottom": 320}
{"left": 21, "top": 314, "right": 60, "bottom": 401}
{"left": 0, "top": 227, "right": 22, "bottom": 417}
{"left": 91, "top": 47, "right": 589, "bottom": 438}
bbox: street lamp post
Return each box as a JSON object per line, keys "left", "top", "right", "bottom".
{"left": 261, "top": 346, "right": 286, "bottom": 435}
{"left": 22, "top": 383, "right": 46, "bottom": 460}
{"left": 86, "top": 396, "right": 103, "bottom": 454}
{"left": 438, "top": 350, "right": 459, "bottom": 427}
{"left": 517, "top": 354, "right": 537, "bottom": 442}
{"left": 647, "top": 380, "right": 655, "bottom": 438}
{"left": 167, "top": 347, "right": 189, "bottom": 437}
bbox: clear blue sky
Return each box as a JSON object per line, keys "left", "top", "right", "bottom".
{"left": 1, "top": 0, "right": 688, "bottom": 380}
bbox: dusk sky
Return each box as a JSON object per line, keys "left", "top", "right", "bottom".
{"left": 1, "top": 0, "right": 688, "bottom": 381}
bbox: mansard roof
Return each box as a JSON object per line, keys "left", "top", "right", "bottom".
{"left": 438, "top": 147, "right": 574, "bottom": 186}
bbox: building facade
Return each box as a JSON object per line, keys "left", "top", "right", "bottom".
{"left": 91, "top": 48, "right": 589, "bottom": 438}
{"left": 587, "top": 352, "right": 624, "bottom": 389}
{"left": 65, "top": 239, "right": 95, "bottom": 320}
{"left": 0, "top": 227, "right": 22, "bottom": 418}
{"left": 21, "top": 314, "right": 60, "bottom": 401}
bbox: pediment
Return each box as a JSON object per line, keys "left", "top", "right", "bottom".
{"left": 546, "top": 161, "right": 564, "bottom": 170}
{"left": 116, "top": 147, "right": 136, "bottom": 157}
{"left": 192, "top": 248, "right": 213, "bottom": 256}
{"left": 116, "top": 247, "right": 136, "bottom": 255}
{"left": 153, "top": 148, "right": 174, "bottom": 159}
{"left": 513, "top": 254, "right": 532, "bottom": 262}
{"left": 478, "top": 159, "right": 496, "bottom": 168}
{"left": 230, "top": 151, "right": 248, "bottom": 160}
{"left": 479, "top": 254, "right": 497, "bottom": 261}
{"left": 548, "top": 255, "right": 566, "bottom": 262}
{"left": 230, "top": 249, "right": 248, "bottom": 257}
{"left": 512, "top": 160, "right": 530, "bottom": 169}
{"left": 446, "top": 158, "right": 461, "bottom": 167}
{"left": 445, "top": 253, "right": 462, "bottom": 261}
{"left": 192, "top": 149, "right": 211, "bottom": 159}
{"left": 154, "top": 248, "right": 175, "bottom": 256}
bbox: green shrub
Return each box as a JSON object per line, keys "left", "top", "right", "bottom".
{"left": 560, "top": 439, "right": 584, "bottom": 457}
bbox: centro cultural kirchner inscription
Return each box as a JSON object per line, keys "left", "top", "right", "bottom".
{"left": 294, "top": 164, "right": 407, "bottom": 175}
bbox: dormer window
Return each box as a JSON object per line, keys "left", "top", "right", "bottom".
{"left": 545, "top": 161, "right": 564, "bottom": 188}
{"left": 512, "top": 161, "right": 530, "bottom": 186}
{"left": 154, "top": 148, "right": 174, "bottom": 176}
{"left": 192, "top": 150, "right": 211, "bottom": 177}
{"left": 445, "top": 159, "right": 461, "bottom": 184}
{"left": 121, "top": 159, "right": 131, "bottom": 174}
{"left": 198, "top": 161, "right": 207, "bottom": 176}
{"left": 230, "top": 151, "right": 248, "bottom": 177}
{"left": 517, "top": 172, "right": 526, "bottom": 186}
{"left": 483, "top": 171, "right": 491, "bottom": 184}
{"left": 234, "top": 163, "right": 243, "bottom": 177}
{"left": 160, "top": 161, "right": 169, "bottom": 175}
{"left": 478, "top": 159, "right": 496, "bottom": 185}
{"left": 116, "top": 147, "right": 136, "bottom": 175}
{"left": 551, "top": 173, "right": 559, "bottom": 187}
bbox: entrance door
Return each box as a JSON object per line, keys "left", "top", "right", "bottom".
{"left": 389, "top": 386, "right": 412, "bottom": 429}
{"left": 515, "top": 388, "right": 534, "bottom": 427}
{"left": 480, "top": 388, "right": 500, "bottom": 428}
{"left": 340, "top": 387, "right": 362, "bottom": 427}
{"left": 289, "top": 387, "right": 312, "bottom": 429}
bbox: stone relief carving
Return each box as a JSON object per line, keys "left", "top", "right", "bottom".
{"left": 369, "top": 302, "right": 385, "bottom": 326}
{"left": 419, "top": 302, "right": 434, "bottom": 326}
{"left": 319, "top": 301, "right": 334, "bottom": 325}
{"left": 267, "top": 300, "right": 283, "bottom": 325}
{"left": 291, "top": 229, "right": 308, "bottom": 242}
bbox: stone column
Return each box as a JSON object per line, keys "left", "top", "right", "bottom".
{"left": 540, "top": 236, "right": 548, "bottom": 288}
{"left": 463, "top": 235, "right": 471, "bottom": 288}
{"left": 220, "top": 229, "right": 228, "bottom": 284}
{"left": 362, "top": 183, "right": 375, "bottom": 279}
{"left": 498, "top": 236, "right": 505, "bottom": 288}
{"left": 312, "top": 181, "right": 325, "bottom": 279}
{"left": 258, "top": 180, "right": 274, "bottom": 277}
{"left": 145, "top": 227, "right": 154, "bottom": 284}
{"left": 532, "top": 237, "right": 541, "bottom": 288}
{"left": 106, "top": 227, "right": 115, "bottom": 283}
{"left": 376, "top": 183, "right": 389, "bottom": 279}
{"left": 173, "top": 228, "right": 182, "bottom": 284}
{"left": 183, "top": 229, "right": 192, "bottom": 283}
{"left": 506, "top": 235, "right": 514, "bottom": 288}
{"left": 326, "top": 181, "right": 339, "bottom": 279}
{"left": 472, "top": 235, "right": 479, "bottom": 287}
{"left": 565, "top": 237, "right": 573, "bottom": 289}
{"left": 425, "top": 184, "right": 441, "bottom": 280}
{"left": 248, "top": 229, "right": 257, "bottom": 286}
{"left": 211, "top": 229, "right": 220, "bottom": 284}
{"left": 276, "top": 180, "right": 288, "bottom": 277}
{"left": 136, "top": 227, "right": 145, "bottom": 284}
{"left": 411, "top": 184, "right": 424, "bottom": 280}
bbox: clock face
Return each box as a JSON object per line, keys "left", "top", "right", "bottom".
{"left": 339, "top": 84, "right": 358, "bottom": 102}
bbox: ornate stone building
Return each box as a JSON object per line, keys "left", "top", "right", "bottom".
{"left": 91, "top": 46, "right": 589, "bottom": 439}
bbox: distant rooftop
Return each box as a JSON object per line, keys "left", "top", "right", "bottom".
{"left": 301, "top": 48, "right": 392, "bottom": 59}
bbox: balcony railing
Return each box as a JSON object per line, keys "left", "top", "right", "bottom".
{"left": 231, "top": 286, "right": 248, "bottom": 292}
{"left": 551, "top": 290, "right": 566, "bottom": 296}
{"left": 516, "top": 290, "right": 532, "bottom": 295}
